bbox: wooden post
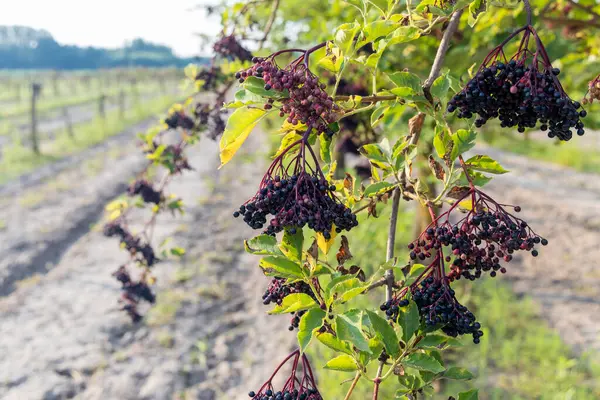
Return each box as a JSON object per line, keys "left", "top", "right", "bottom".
{"left": 30, "top": 83, "right": 42, "bottom": 154}
{"left": 98, "top": 94, "right": 106, "bottom": 119}
{"left": 118, "top": 90, "right": 126, "bottom": 120}
{"left": 62, "top": 107, "right": 74, "bottom": 139}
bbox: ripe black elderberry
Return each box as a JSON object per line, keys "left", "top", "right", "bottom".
{"left": 408, "top": 189, "right": 546, "bottom": 281}
{"left": 262, "top": 278, "right": 316, "bottom": 331}
{"left": 112, "top": 266, "right": 155, "bottom": 323}
{"left": 236, "top": 51, "right": 339, "bottom": 135}
{"left": 235, "top": 172, "right": 357, "bottom": 236}
{"left": 164, "top": 111, "right": 195, "bottom": 131}
{"left": 249, "top": 350, "right": 323, "bottom": 400}
{"left": 103, "top": 222, "right": 158, "bottom": 267}
{"left": 412, "top": 276, "right": 483, "bottom": 343}
{"left": 448, "top": 26, "right": 585, "bottom": 141}
{"left": 213, "top": 35, "right": 253, "bottom": 62}
{"left": 128, "top": 180, "right": 162, "bottom": 205}
{"left": 195, "top": 66, "right": 222, "bottom": 91}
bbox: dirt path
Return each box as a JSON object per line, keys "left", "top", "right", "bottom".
{"left": 0, "top": 127, "right": 294, "bottom": 399}
{"left": 470, "top": 145, "right": 600, "bottom": 356}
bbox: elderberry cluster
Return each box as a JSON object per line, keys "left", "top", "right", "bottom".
{"left": 128, "top": 180, "right": 162, "bottom": 205}
{"left": 213, "top": 35, "right": 253, "bottom": 62}
{"left": 195, "top": 66, "right": 221, "bottom": 91}
{"left": 413, "top": 276, "right": 483, "bottom": 343}
{"left": 408, "top": 202, "right": 547, "bottom": 281}
{"left": 195, "top": 103, "right": 226, "bottom": 140}
{"left": 380, "top": 298, "right": 409, "bottom": 322}
{"left": 236, "top": 56, "right": 339, "bottom": 135}
{"left": 103, "top": 222, "right": 158, "bottom": 267}
{"left": 112, "top": 266, "right": 155, "bottom": 323}
{"left": 248, "top": 389, "right": 321, "bottom": 400}
{"left": 234, "top": 173, "right": 358, "bottom": 236}
{"left": 262, "top": 278, "right": 316, "bottom": 331}
{"left": 448, "top": 60, "right": 585, "bottom": 140}
{"left": 164, "top": 111, "right": 195, "bottom": 131}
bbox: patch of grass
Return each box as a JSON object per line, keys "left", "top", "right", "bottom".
{"left": 146, "top": 289, "right": 186, "bottom": 326}
{"left": 0, "top": 95, "right": 181, "bottom": 184}
{"left": 156, "top": 330, "right": 175, "bottom": 348}
{"left": 172, "top": 267, "right": 195, "bottom": 284}
{"left": 17, "top": 192, "right": 46, "bottom": 208}
{"left": 309, "top": 204, "right": 600, "bottom": 400}
{"left": 482, "top": 130, "right": 600, "bottom": 173}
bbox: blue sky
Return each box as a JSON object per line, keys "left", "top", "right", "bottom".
{"left": 0, "top": 0, "right": 220, "bottom": 56}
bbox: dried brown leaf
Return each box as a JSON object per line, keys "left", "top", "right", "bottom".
{"left": 447, "top": 186, "right": 471, "bottom": 200}
{"left": 336, "top": 235, "right": 353, "bottom": 265}
{"left": 428, "top": 155, "right": 446, "bottom": 181}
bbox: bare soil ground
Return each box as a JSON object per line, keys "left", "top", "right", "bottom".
{"left": 0, "top": 121, "right": 598, "bottom": 399}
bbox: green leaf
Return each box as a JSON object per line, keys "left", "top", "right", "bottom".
{"left": 330, "top": 278, "right": 368, "bottom": 304}
{"left": 170, "top": 247, "right": 186, "bottom": 257}
{"left": 324, "top": 355, "right": 359, "bottom": 372}
{"left": 468, "top": 0, "right": 485, "bottom": 27}
{"left": 319, "top": 134, "right": 332, "bottom": 163}
{"left": 360, "top": 143, "right": 390, "bottom": 170}
{"left": 242, "top": 76, "right": 288, "bottom": 98}
{"left": 443, "top": 367, "right": 475, "bottom": 381}
{"left": 366, "top": 310, "right": 401, "bottom": 357}
{"left": 259, "top": 256, "right": 304, "bottom": 279}
{"left": 402, "top": 353, "right": 445, "bottom": 374}
{"left": 404, "top": 264, "right": 426, "bottom": 287}
{"left": 220, "top": 107, "right": 268, "bottom": 167}
{"left": 298, "top": 309, "right": 326, "bottom": 353}
{"left": 363, "top": 20, "right": 400, "bottom": 44}
{"left": 371, "top": 104, "right": 390, "bottom": 127}
{"left": 417, "top": 334, "right": 448, "bottom": 349}
{"left": 458, "top": 389, "right": 479, "bottom": 400}
{"left": 450, "top": 129, "right": 477, "bottom": 160}
{"left": 388, "top": 26, "right": 421, "bottom": 45}
{"left": 458, "top": 170, "right": 492, "bottom": 187}
{"left": 280, "top": 229, "right": 304, "bottom": 262}
{"left": 334, "top": 22, "right": 361, "bottom": 55}
{"left": 273, "top": 132, "right": 302, "bottom": 158}
{"left": 398, "top": 300, "right": 420, "bottom": 343}
{"left": 336, "top": 314, "right": 371, "bottom": 353}
{"left": 465, "top": 155, "right": 508, "bottom": 174}
{"left": 269, "top": 293, "right": 318, "bottom": 314}
{"left": 316, "top": 332, "right": 353, "bottom": 355}
{"left": 245, "top": 235, "right": 283, "bottom": 256}
{"left": 388, "top": 72, "right": 421, "bottom": 94}
{"left": 363, "top": 181, "right": 394, "bottom": 197}
{"left": 431, "top": 72, "right": 450, "bottom": 100}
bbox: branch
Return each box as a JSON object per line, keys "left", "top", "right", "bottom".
{"left": 540, "top": 16, "right": 600, "bottom": 29}
{"left": 422, "top": 8, "right": 464, "bottom": 104}
{"left": 259, "top": 0, "right": 281, "bottom": 50}
{"left": 566, "top": 0, "right": 600, "bottom": 21}
{"left": 334, "top": 94, "right": 399, "bottom": 103}
{"left": 522, "top": 0, "right": 533, "bottom": 26}
{"left": 344, "top": 372, "right": 361, "bottom": 400}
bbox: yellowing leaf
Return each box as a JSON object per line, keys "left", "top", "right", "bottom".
{"left": 219, "top": 107, "right": 268, "bottom": 168}
{"left": 317, "top": 226, "right": 337, "bottom": 255}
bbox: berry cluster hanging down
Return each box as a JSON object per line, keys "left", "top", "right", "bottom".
{"left": 234, "top": 129, "right": 357, "bottom": 236}
{"left": 128, "top": 180, "right": 162, "bottom": 205}
{"left": 447, "top": 26, "right": 585, "bottom": 140}
{"left": 213, "top": 34, "right": 253, "bottom": 62}
{"left": 382, "top": 187, "right": 545, "bottom": 343}
{"left": 235, "top": 44, "right": 339, "bottom": 136}
{"left": 262, "top": 277, "right": 317, "bottom": 331}
{"left": 248, "top": 350, "right": 323, "bottom": 400}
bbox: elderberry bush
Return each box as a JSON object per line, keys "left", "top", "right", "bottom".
{"left": 236, "top": 54, "right": 339, "bottom": 135}
{"left": 448, "top": 26, "right": 586, "bottom": 141}
{"left": 584, "top": 74, "right": 600, "bottom": 104}
{"left": 234, "top": 173, "right": 357, "bottom": 236}
{"left": 103, "top": 222, "right": 158, "bottom": 267}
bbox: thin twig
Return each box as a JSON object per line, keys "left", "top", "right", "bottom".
{"left": 259, "top": 0, "right": 280, "bottom": 49}
{"left": 422, "top": 9, "right": 464, "bottom": 103}
{"left": 522, "top": 0, "right": 533, "bottom": 26}
{"left": 343, "top": 372, "right": 361, "bottom": 400}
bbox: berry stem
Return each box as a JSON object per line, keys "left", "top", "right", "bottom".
{"left": 343, "top": 372, "right": 361, "bottom": 400}
{"left": 258, "top": 0, "right": 280, "bottom": 49}
{"left": 522, "top": 0, "right": 533, "bottom": 26}
{"left": 458, "top": 155, "right": 474, "bottom": 189}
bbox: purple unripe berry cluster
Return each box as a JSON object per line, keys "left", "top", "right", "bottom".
{"left": 448, "top": 59, "right": 585, "bottom": 141}
{"left": 236, "top": 57, "right": 339, "bottom": 136}
{"left": 164, "top": 111, "right": 195, "bottom": 131}
{"left": 128, "top": 180, "right": 162, "bottom": 205}
{"left": 103, "top": 222, "right": 158, "bottom": 267}
{"left": 234, "top": 173, "right": 358, "bottom": 237}
{"left": 213, "top": 35, "right": 253, "bottom": 62}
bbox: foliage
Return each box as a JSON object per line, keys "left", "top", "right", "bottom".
{"left": 102, "top": 0, "right": 600, "bottom": 398}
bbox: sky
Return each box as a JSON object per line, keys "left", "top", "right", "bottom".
{"left": 0, "top": 0, "right": 221, "bottom": 56}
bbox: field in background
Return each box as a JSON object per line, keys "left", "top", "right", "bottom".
{"left": 0, "top": 67, "right": 186, "bottom": 182}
